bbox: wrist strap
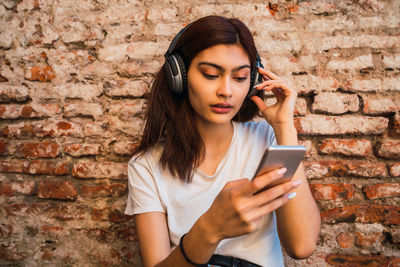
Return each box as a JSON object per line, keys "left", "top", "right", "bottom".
{"left": 179, "top": 233, "right": 209, "bottom": 267}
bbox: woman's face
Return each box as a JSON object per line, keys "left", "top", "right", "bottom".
{"left": 187, "top": 44, "right": 251, "bottom": 127}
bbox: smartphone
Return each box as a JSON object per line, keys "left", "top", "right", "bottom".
{"left": 252, "top": 145, "right": 306, "bottom": 189}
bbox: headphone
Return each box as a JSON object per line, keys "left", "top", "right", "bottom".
{"left": 164, "top": 24, "right": 264, "bottom": 97}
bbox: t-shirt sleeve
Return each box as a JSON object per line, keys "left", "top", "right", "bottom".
{"left": 125, "top": 156, "right": 165, "bottom": 215}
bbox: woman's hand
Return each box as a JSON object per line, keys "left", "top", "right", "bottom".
{"left": 200, "top": 168, "right": 302, "bottom": 243}
{"left": 250, "top": 68, "right": 297, "bottom": 128}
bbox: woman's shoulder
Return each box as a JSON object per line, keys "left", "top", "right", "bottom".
{"left": 128, "top": 145, "right": 163, "bottom": 168}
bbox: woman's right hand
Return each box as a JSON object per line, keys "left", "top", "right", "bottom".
{"left": 202, "top": 168, "right": 302, "bottom": 242}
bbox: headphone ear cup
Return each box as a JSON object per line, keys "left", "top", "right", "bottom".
{"left": 247, "top": 61, "right": 264, "bottom": 98}
{"left": 164, "top": 54, "right": 187, "bottom": 94}
{"left": 175, "top": 54, "right": 187, "bottom": 93}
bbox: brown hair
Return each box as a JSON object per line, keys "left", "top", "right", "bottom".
{"left": 134, "top": 15, "right": 264, "bottom": 182}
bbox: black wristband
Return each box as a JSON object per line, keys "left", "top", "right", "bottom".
{"left": 179, "top": 233, "right": 209, "bottom": 267}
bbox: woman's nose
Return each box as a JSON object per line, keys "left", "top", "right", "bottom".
{"left": 217, "top": 76, "right": 233, "bottom": 97}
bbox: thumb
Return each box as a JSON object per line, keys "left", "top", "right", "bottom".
{"left": 224, "top": 178, "right": 249, "bottom": 190}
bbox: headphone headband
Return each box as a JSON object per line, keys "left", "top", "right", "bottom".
{"left": 164, "top": 23, "right": 263, "bottom": 96}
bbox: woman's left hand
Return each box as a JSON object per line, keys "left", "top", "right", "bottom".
{"left": 250, "top": 67, "right": 297, "bottom": 128}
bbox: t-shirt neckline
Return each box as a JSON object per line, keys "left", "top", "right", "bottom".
{"left": 196, "top": 122, "right": 238, "bottom": 179}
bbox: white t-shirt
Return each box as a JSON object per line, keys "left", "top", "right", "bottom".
{"left": 125, "top": 121, "right": 284, "bottom": 266}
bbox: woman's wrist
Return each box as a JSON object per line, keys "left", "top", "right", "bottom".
{"left": 196, "top": 213, "right": 222, "bottom": 246}
{"left": 272, "top": 123, "right": 299, "bottom": 146}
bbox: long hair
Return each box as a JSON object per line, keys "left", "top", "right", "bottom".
{"left": 134, "top": 15, "right": 264, "bottom": 182}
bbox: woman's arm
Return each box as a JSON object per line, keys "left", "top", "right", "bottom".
{"left": 273, "top": 125, "right": 321, "bottom": 259}
{"left": 251, "top": 68, "right": 321, "bottom": 259}
{"left": 135, "top": 172, "right": 303, "bottom": 266}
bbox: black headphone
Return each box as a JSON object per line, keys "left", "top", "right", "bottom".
{"left": 164, "top": 24, "right": 264, "bottom": 97}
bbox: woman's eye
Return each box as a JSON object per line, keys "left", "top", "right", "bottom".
{"left": 234, "top": 77, "right": 247, "bottom": 82}
{"left": 203, "top": 73, "right": 218, "bottom": 80}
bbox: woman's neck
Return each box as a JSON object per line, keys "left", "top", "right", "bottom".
{"left": 196, "top": 120, "right": 234, "bottom": 149}
{"left": 195, "top": 120, "right": 234, "bottom": 176}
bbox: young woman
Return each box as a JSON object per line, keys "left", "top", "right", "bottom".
{"left": 125, "top": 15, "right": 320, "bottom": 267}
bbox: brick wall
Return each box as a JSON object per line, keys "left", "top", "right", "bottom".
{"left": 0, "top": 0, "right": 399, "bottom": 266}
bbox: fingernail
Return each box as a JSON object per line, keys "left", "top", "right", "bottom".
{"left": 276, "top": 167, "right": 287, "bottom": 175}
{"left": 292, "top": 179, "right": 303, "bottom": 187}
{"left": 287, "top": 192, "right": 297, "bottom": 200}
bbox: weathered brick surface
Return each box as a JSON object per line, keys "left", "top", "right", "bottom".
{"left": 72, "top": 162, "right": 127, "bottom": 179}
{"left": 362, "top": 96, "right": 399, "bottom": 115}
{"left": 304, "top": 161, "right": 387, "bottom": 179}
{"left": 317, "top": 138, "right": 372, "bottom": 157}
{"left": 15, "top": 142, "right": 60, "bottom": 158}
{"left": 310, "top": 183, "right": 354, "bottom": 201}
{"left": 363, "top": 183, "right": 400, "bottom": 199}
{"left": 0, "top": 85, "right": 30, "bottom": 103}
{"left": 0, "top": 103, "right": 60, "bottom": 119}
{"left": 0, "top": 181, "right": 36, "bottom": 196}
{"left": 325, "top": 254, "right": 400, "bottom": 267}
{"left": 64, "top": 143, "right": 102, "bottom": 157}
{"left": 38, "top": 180, "right": 77, "bottom": 200}
{"left": 312, "top": 92, "right": 359, "bottom": 114}
{"left": 1, "top": 1, "right": 399, "bottom": 266}
{"left": 390, "top": 163, "right": 400, "bottom": 177}
{"left": 377, "top": 140, "right": 400, "bottom": 159}
{"left": 321, "top": 204, "right": 400, "bottom": 225}
{"left": 295, "top": 115, "right": 388, "bottom": 135}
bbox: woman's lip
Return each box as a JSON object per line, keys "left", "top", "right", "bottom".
{"left": 210, "top": 103, "right": 233, "bottom": 108}
{"left": 210, "top": 105, "right": 233, "bottom": 114}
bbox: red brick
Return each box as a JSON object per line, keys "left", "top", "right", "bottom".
{"left": 392, "top": 113, "right": 400, "bottom": 136}
{"left": 0, "top": 140, "right": 9, "bottom": 155}
{"left": 362, "top": 96, "right": 398, "bottom": 115}
{"left": 91, "top": 207, "right": 130, "bottom": 223}
{"left": 0, "top": 160, "right": 27, "bottom": 173}
{"left": 0, "top": 160, "right": 68, "bottom": 175}
{"left": 1, "top": 120, "right": 83, "bottom": 138}
{"left": 317, "top": 138, "right": 372, "bottom": 157}
{"left": 113, "top": 141, "right": 138, "bottom": 156}
{"left": 39, "top": 225, "right": 64, "bottom": 234}
{"left": 390, "top": 228, "right": 400, "bottom": 244}
{"left": 310, "top": 183, "right": 354, "bottom": 201}
{"left": 38, "top": 180, "right": 77, "bottom": 200}
{"left": 377, "top": 140, "right": 400, "bottom": 159}
{"left": 26, "top": 160, "right": 69, "bottom": 175}
{"left": 304, "top": 161, "right": 387, "bottom": 179}
{"left": 92, "top": 207, "right": 111, "bottom": 221}
{"left": 0, "top": 223, "right": 13, "bottom": 238}
{"left": 0, "top": 242, "right": 26, "bottom": 261}
{"left": 363, "top": 183, "right": 400, "bottom": 199}
{"left": 390, "top": 163, "right": 400, "bottom": 177}
{"left": 0, "top": 85, "right": 29, "bottom": 103}
{"left": 64, "top": 143, "right": 102, "bottom": 157}
{"left": 336, "top": 232, "right": 354, "bottom": 249}
{"left": 321, "top": 204, "right": 400, "bottom": 225}
{"left": 81, "top": 183, "right": 127, "bottom": 198}
{"left": 325, "top": 254, "right": 400, "bottom": 267}
{"left": 295, "top": 115, "right": 388, "bottom": 135}
{"left": 312, "top": 93, "right": 359, "bottom": 114}
{"left": 0, "top": 181, "right": 36, "bottom": 196}
{"left": 72, "top": 162, "right": 127, "bottom": 179}
{"left": 25, "top": 65, "right": 56, "bottom": 82}
{"left": 355, "top": 224, "right": 385, "bottom": 249}
{"left": 15, "top": 142, "right": 60, "bottom": 158}
{"left": 0, "top": 103, "right": 60, "bottom": 119}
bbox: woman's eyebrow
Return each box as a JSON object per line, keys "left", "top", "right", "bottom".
{"left": 198, "top": 62, "right": 251, "bottom": 72}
